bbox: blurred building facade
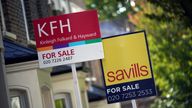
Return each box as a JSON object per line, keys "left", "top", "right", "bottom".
{"left": 0, "top": 0, "right": 121, "bottom": 108}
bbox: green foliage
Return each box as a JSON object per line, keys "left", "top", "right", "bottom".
{"left": 147, "top": 0, "right": 192, "bottom": 26}
{"left": 135, "top": 1, "right": 192, "bottom": 108}
{"left": 85, "top": 0, "right": 192, "bottom": 107}
{"left": 146, "top": 18, "right": 192, "bottom": 108}
{"left": 84, "top": 0, "right": 139, "bottom": 20}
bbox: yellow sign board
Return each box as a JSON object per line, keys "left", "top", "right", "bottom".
{"left": 101, "top": 31, "right": 156, "bottom": 104}
{"left": 102, "top": 32, "right": 152, "bottom": 86}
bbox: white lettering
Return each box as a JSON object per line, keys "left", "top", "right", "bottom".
{"left": 50, "top": 21, "right": 58, "bottom": 35}
{"left": 59, "top": 18, "right": 71, "bottom": 33}
{"left": 38, "top": 23, "right": 48, "bottom": 37}
{"left": 122, "top": 83, "right": 140, "bottom": 91}
{"left": 107, "top": 87, "right": 121, "bottom": 94}
{"left": 38, "top": 19, "right": 71, "bottom": 37}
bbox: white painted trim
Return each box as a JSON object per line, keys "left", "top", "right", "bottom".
{"left": 28, "top": 40, "right": 36, "bottom": 46}
{"left": 6, "top": 60, "right": 52, "bottom": 73}
{"left": 50, "top": 87, "right": 56, "bottom": 108}
{"left": 53, "top": 89, "right": 73, "bottom": 96}
{"left": 6, "top": 60, "right": 38, "bottom": 73}
{"left": 20, "top": 0, "right": 30, "bottom": 42}
{"left": 4, "top": 31, "right": 17, "bottom": 40}
{"left": 21, "top": 0, "right": 38, "bottom": 46}
{"left": 0, "top": 0, "right": 6, "bottom": 32}
{"left": 41, "top": 85, "right": 55, "bottom": 108}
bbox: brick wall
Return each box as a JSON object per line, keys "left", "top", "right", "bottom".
{"left": 24, "top": 0, "right": 51, "bottom": 41}
{"left": 2, "top": 0, "right": 27, "bottom": 45}
{"left": 1, "top": 0, "right": 51, "bottom": 45}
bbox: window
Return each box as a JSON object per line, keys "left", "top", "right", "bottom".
{"left": 55, "top": 98, "right": 66, "bottom": 108}
{"left": 54, "top": 93, "right": 73, "bottom": 108}
{"left": 1, "top": 0, "right": 27, "bottom": 42}
{"left": 10, "top": 89, "right": 29, "bottom": 108}
{"left": 0, "top": 0, "right": 51, "bottom": 43}
{"left": 11, "top": 97, "right": 21, "bottom": 108}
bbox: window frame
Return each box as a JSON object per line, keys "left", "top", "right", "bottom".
{"left": 10, "top": 89, "right": 30, "bottom": 108}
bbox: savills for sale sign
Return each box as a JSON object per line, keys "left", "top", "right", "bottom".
{"left": 33, "top": 10, "right": 104, "bottom": 68}
{"left": 101, "top": 31, "right": 156, "bottom": 103}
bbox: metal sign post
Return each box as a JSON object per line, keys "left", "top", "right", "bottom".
{"left": 71, "top": 64, "right": 83, "bottom": 108}
{"left": 131, "top": 100, "right": 137, "bottom": 108}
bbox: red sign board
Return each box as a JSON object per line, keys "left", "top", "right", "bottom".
{"left": 33, "top": 10, "right": 104, "bottom": 68}
{"left": 33, "top": 10, "right": 101, "bottom": 48}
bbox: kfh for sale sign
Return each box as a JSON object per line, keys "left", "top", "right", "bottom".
{"left": 33, "top": 10, "right": 104, "bottom": 68}
{"left": 101, "top": 31, "right": 156, "bottom": 104}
